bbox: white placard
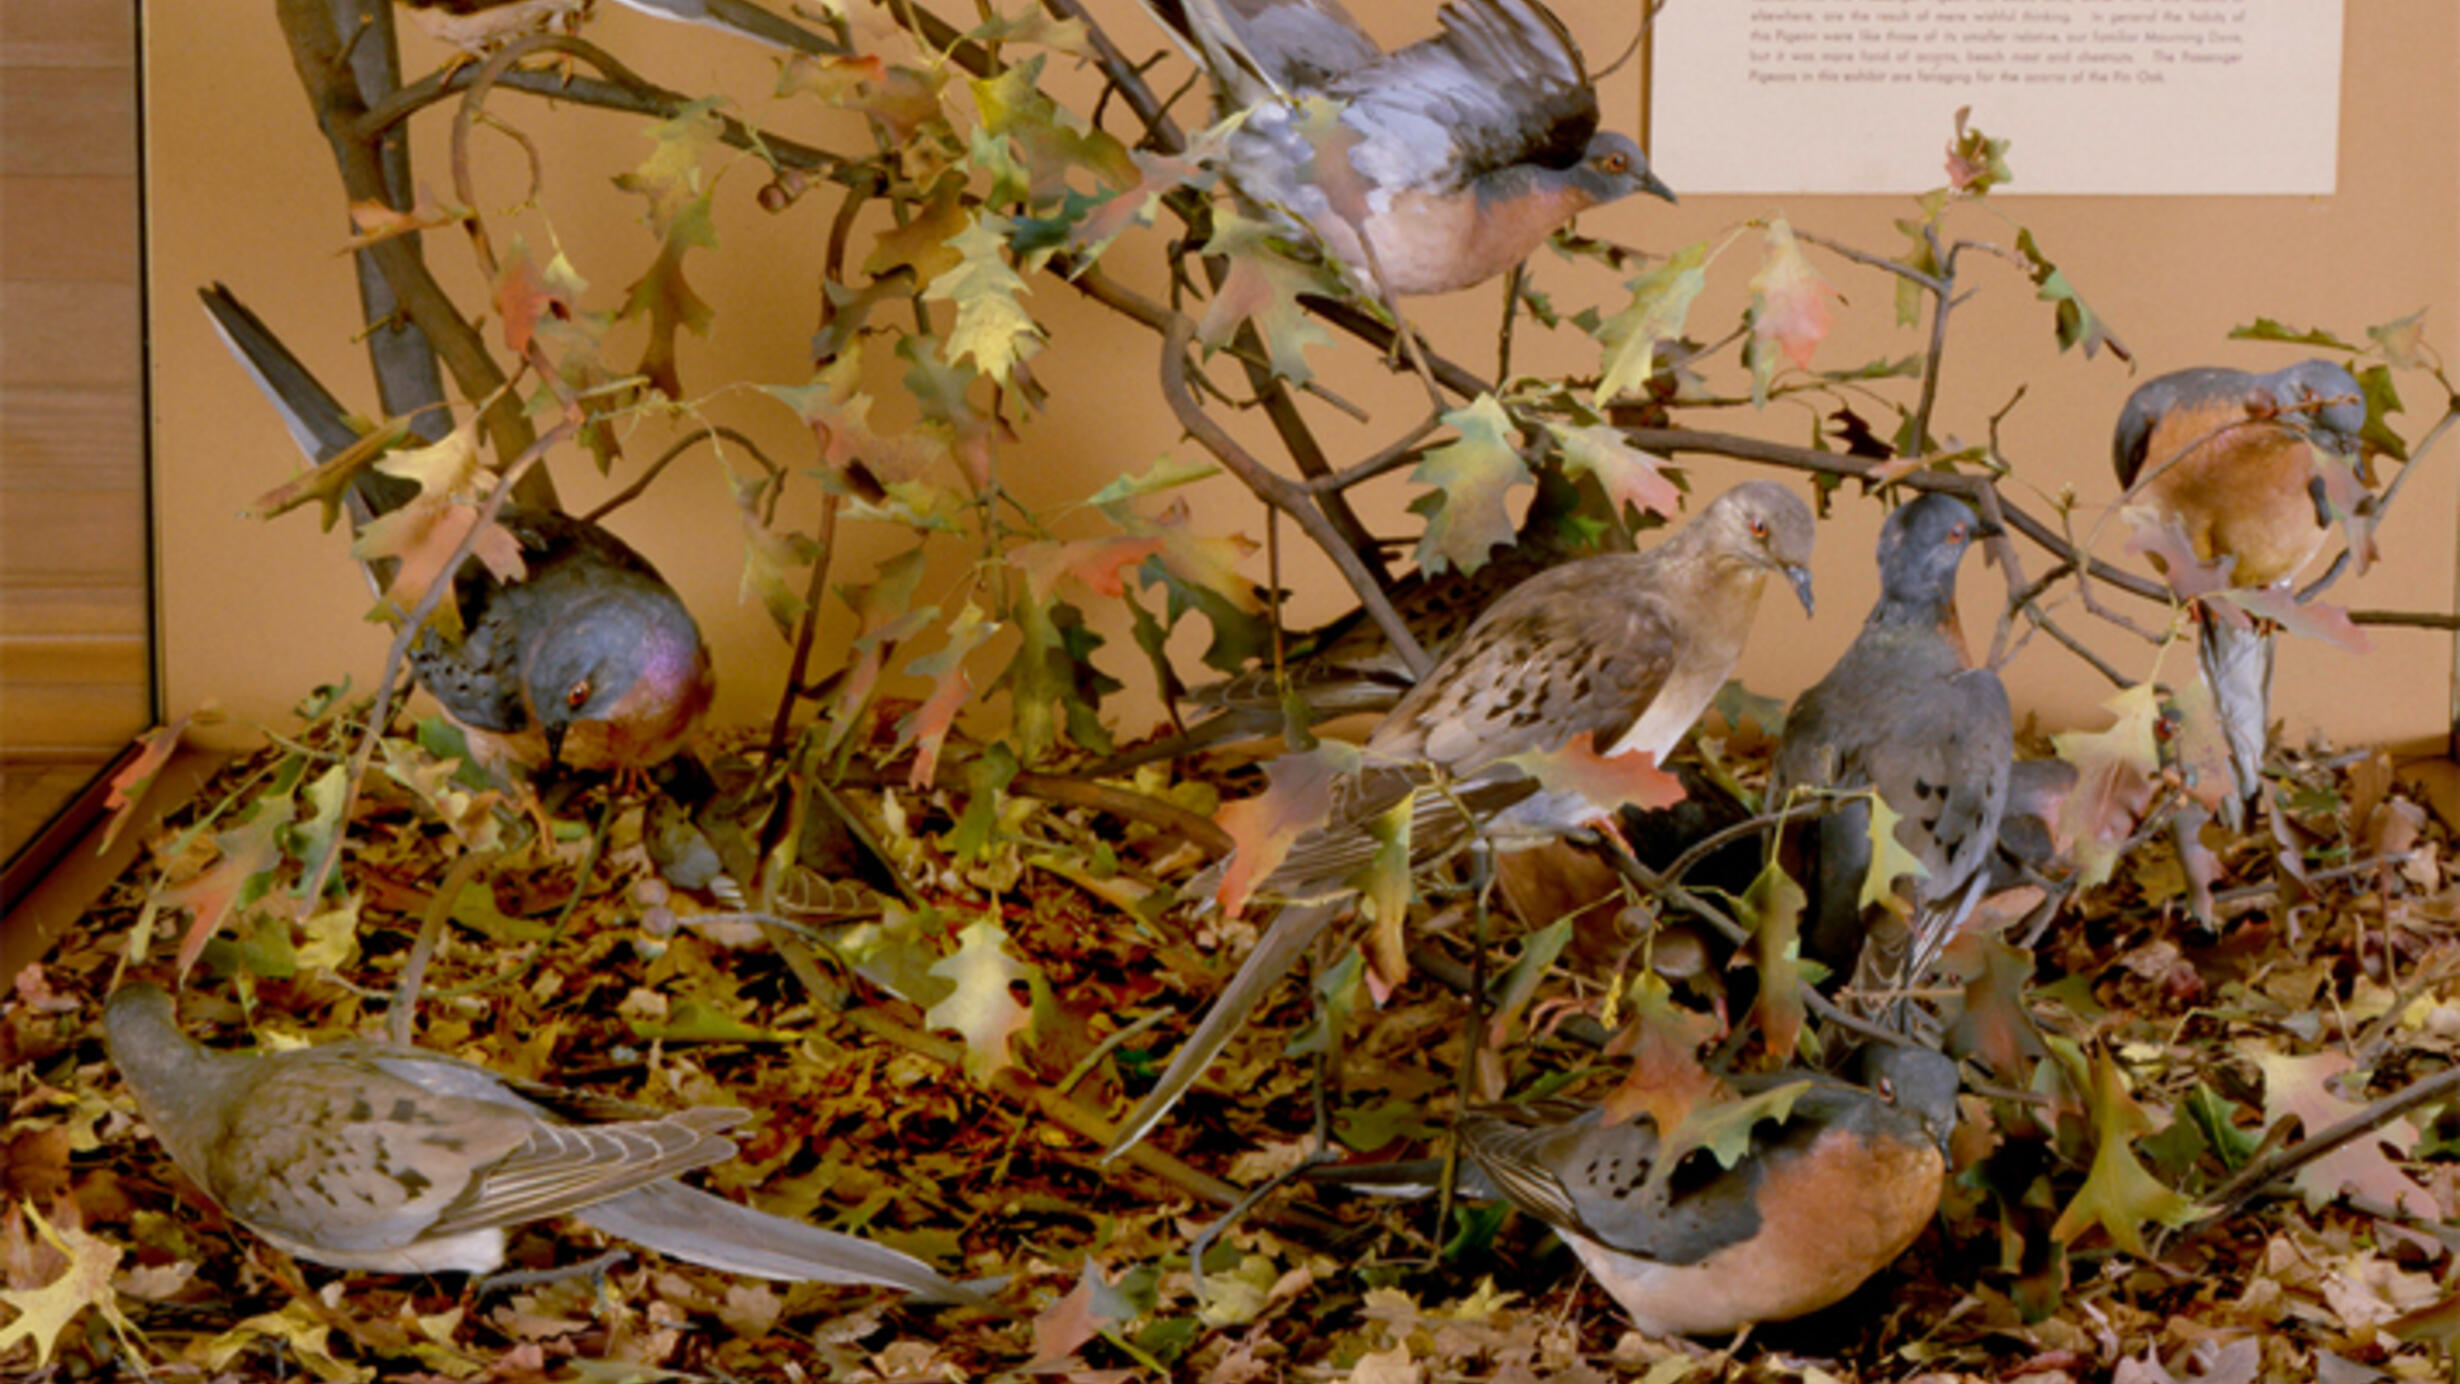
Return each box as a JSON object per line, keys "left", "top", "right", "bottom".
{"left": 1647, "top": 2, "right": 2343, "bottom": 194}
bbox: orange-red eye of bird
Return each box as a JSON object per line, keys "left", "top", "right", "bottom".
{"left": 1749, "top": 517, "right": 1770, "bottom": 539}
{"left": 565, "top": 679, "right": 593, "bottom": 711}
{"left": 1949, "top": 524, "right": 1968, "bottom": 544}
{"left": 1598, "top": 151, "right": 1629, "bottom": 175}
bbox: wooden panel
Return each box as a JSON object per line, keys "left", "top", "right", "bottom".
{"left": 0, "top": 490, "right": 146, "bottom": 582}
{"left": 0, "top": 67, "right": 135, "bottom": 176}
{"left": 0, "top": 175, "right": 137, "bottom": 279}
{"left": 0, "top": 385, "right": 144, "bottom": 475}
{"left": 0, "top": 281, "right": 138, "bottom": 386}
{"left": 0, "top": 680, "right": 148, "bottom": 748}
{"left": 0, "top": 584, "right": 145, "bottom": 638}
{"left": 0, "top": 0, "right": 136, "bottom": 68}
{"left": 0, "top": 632, "right": 146, "bottom": 685}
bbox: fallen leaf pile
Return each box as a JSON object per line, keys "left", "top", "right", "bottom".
{"left": 10, "top": 695, "right": 2460, "bottom": 1382}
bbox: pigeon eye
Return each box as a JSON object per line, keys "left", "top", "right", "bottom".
{"left": 1876, "top": 1076, "right": 1898, "bottom": 1101}
{"left": 1749, "top": 517, "right": 1770, "bottom": 540}
{"left": 1598, "top": 151, "right": 1630, "bottom": 175}
{"left": 565, "top": 679, "right": 593, "bottom": 711}
{"left": 1948, "top": 523, "right": 1968, "bottom": 544}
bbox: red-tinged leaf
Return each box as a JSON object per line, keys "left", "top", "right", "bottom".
{"left": 1944, "top": 106, "right": 2011, "bottom": 194}
{"left": 1119, "top": 496, "right": 1270, "bottom": 675}
{"left": 968, "top": 58, "right": 1136, "bottom": 207}
{"left": 1289, "top": 97, "right": 1371, "bottom": 234}
{"left": 924, "top": 916, "right": 1040, "bottom": 1078}
{"left": 356, "top": 497, "right": 525, "bottom": 637}
{"left": 1737, "top": 860, "right": 1807, "bottom": 1061}
{"left": 2051, "top": 683, "right": 2164, "bottom": 889}
{"left": 1943, "top": 930, "right": 2048, "bottom": 1083}
{"left": 900, "top": 340, "right": 1011, "bottom": 495}
{"left": 2119, "top": 508, "right": 2238, "bottom": 604}
{"left": 1028, "top": 1259, "right": 1139, "bottom": 1367}
{"left": 1197, "top": 211, "right": 1339, "bottom": 384}
{"left": 2214, "top": 586, "right": 2369, "bottom": 653}
{"left": 0, "top": 1205, "right": 135, "bottom": 1367}
{"left": 1747, "top": 217, "right": 1842, "bottom": 403}
{"left": 1067, "top": 147, "right": 1207, "bottom": 260}
{"left": 899, "top": 603, "right": 998, "bottom": 790}
{"left": 2048, "top": 1045, "right": 2208, "bottom": 1255}
{"left": 1495, "top": 733, "right": 1687, "bottom": 820}
{"left": 777, "top": 47, "right": 886, "bottom": 90}
{"left": 831, "top": 549, "right": 935, "bottom": 719}
{"left": 494, "top": 235, "right": 583, "bottom": 358}
{"left": 2252, "top": 1048, "right": 2435, "bottom": 1218}
{"left": 1407, "top": 394, "right": 1532, "bottom": 576}
{"left": 1008, "top": 534, "right": 1165, "bottom": 604}
{"left": 1595, "top": 241, "right": 1709, "bottom": 405}
{"left": 1601, "top": 972, "right": 1726, "bottom": 1134}
{"left": 925, "top": 215, "right": 1044, "bottom": 387}
{"left": 344, "top": 186, "right": 468, "bottom": 248}
{"left": 1545, "top": 422, "right": 1681, "bottom": 525}
{"left": 99, "top": 713, "right": 211, "bottom": 853}
{"left": 165, "top": 804, "right": 291, "bottom": 979}
{"left": 1213, "top": 744, "right": 1356, "bottom": 916}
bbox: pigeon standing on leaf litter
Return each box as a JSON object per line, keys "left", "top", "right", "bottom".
{"left": 2112, "top": 359, "right": 2371, "bottom": 818}
{"left": 1449, "top": 1043, "right": 1959, "bottom": 1336}
{"left": 1108, "top": 481, "right": 1816, "bottom": 1156}
{"left": 1770, "top": 493, "right": 2012, "bottom": 1019}
{"left": 1141, "top": 0, "right": 1676, "bottom": 297}
{"left": 103, "top": 983, "right": 983, "bottom": 1299}
{"left": 200, "top": 285, "right": 715, "bottom": 778}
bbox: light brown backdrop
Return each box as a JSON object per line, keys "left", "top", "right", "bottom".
{"left": 146, "top": 2, "right": 2460, "bottom": 759}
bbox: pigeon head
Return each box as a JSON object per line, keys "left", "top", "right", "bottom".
{"left": 1702, "top": 480, "right": 1816, "bottom": 614}
{"left": 1568, "top": 132, "right": 1675, "bottom": 208}
{"left": 2270, "top": 358, "right": 2368, "bottom": 451}
{"left": 1855, "top": 1043, "right": 1962, "bottom": 1152}
{"left": 523, "top": 591, "right": 713, "bottom": 772}
{"left": 1875, "top": 493, "right": 1984, "bottom": 605}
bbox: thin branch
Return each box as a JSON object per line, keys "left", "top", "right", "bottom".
{"left": 274, "top": 0, "right": 549, "bottom": 506}
{"left": 1157, "top": 311, "right": 1433, "bottom": 678}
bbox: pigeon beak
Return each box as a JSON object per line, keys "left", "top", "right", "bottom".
{"left": 544, "top": 721, "right": 569, "bottom": 772}
{"left": 1641, "top": 168, "right": 1677, "bottom": 205}
{"left": 1785, "top": 565, "right": 1815, "bottom": 615}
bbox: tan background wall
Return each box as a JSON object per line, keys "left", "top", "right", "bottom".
{"left": 146, "top": 3, "right": 2460, "bottom": 758}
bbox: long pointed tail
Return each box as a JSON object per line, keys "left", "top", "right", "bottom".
{"left": 577, "top": 1180, "right": 987, "bottom": 1303}
{"left": 1104, "top": 898, "right": 1343, "bottom": 1158}
{"left": 2197, "top": 612, "right": 2274, "bottom": 808}
{"left": 197, "top": 284, "right": 418, "bottom": 520}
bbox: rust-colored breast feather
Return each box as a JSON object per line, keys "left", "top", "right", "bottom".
{"left": 2128, "top": 395, "right": 2331, "bottom": 589}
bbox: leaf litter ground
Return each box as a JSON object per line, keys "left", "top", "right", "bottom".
{"left": 11, "top": 705, "right": 2460, "bottom": 1383}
